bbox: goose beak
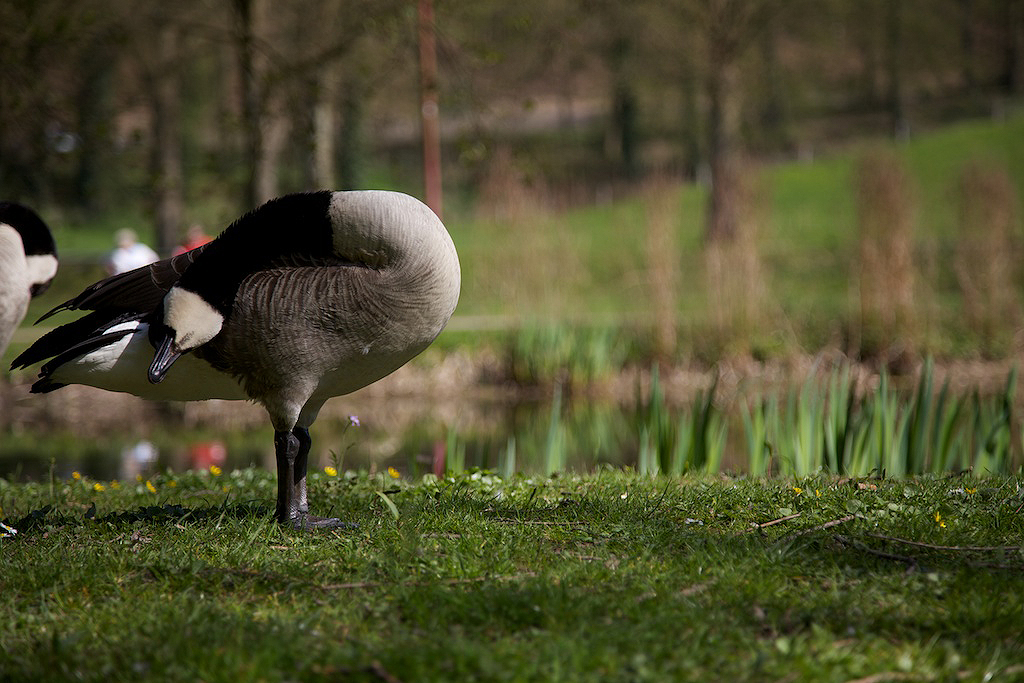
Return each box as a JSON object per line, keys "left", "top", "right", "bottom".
{"left": 149, "top": 335, "right": 182, "bottom": 384}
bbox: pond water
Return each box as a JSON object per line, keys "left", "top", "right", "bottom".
{"left": 0, "top": 384, "right": 648, "bottom": 484}
{"left": 3, "top": 359, "right": 1021, "bottom": 483}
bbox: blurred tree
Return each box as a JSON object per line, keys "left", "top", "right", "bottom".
{"left": 2, "top": 0, "right": 1021, "bottom": 227}
{"left": 72, "top": 28, "right": 121, "bottom": 214}
{"left": 1001, "top": 0, "right": 1024, "bottom": 93}
{"left": 0, "top": 0, "right": 111, "bottom": 205}
{"left": 678, "top": 0, "right": 782, "bottom": 243}
{"left": 231, "top": 0, "right": 406, "bottom": 206}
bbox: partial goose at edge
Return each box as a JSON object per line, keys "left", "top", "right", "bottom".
{"left": 0, "top": 201, "right": 58, "bottom": 361}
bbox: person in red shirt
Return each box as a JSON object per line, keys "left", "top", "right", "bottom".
{"left": 172, "top": 224, "right": 212, "bottom": 256}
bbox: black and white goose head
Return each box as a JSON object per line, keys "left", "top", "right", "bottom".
{"left": 148, "top": 285, "right": 225, "bottom": 383}
{"left": 0, "top": 201, "right": 58, "bottom": 297}
{"left": 1, "top": 201, "right": 58, "bottom": 358}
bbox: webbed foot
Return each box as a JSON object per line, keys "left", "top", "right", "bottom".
{"left": 286, "top": 513, "right": 358, "bottom": 531}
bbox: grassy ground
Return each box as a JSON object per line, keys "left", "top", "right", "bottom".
{"left": 2, "top": 469, "right": 1022, "bottom": 682}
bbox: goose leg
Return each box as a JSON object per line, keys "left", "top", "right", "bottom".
{"left": 276, "top": 427, "right": 349, "bottom": 530}
{"left": 274, "top": 429, "right": 300, "bottom": 524}
{"left": 292, "top": 426, "right": 311, "bottom": 514}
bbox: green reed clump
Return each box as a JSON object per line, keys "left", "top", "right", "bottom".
{"left": 507, "top": 324, "right": 626, "bottom": 388}
{"left": 636, "top": 367, "right": 726, "bottom": 475}
{"left": 742, "top": 360, "right": 1019, "bottom": 477}
{"left": 639, "top": 359, "right": 1019, "bottom": 478}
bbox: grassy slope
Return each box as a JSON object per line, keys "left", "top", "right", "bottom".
{"left": 2, "top": 470, "right": 1022, "bottom": 682}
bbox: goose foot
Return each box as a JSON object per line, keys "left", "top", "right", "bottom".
{"left": 286, "top": 513, "right": 357, "bottom": 531}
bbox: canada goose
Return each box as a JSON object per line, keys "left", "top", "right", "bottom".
{"left": 12, "top": 190, "right": 460, "bottom": 528}
{"left": 0, "top": 202, "right": 58, "bottom": 360}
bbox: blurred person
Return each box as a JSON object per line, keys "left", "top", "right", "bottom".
{"left": 172, "top": 223, "right": 212, "bottom": 256}
{"left": 119, "top": 439, "right": 157, "bottom": 481}
{"left": 107, "top": 228, "right": 158, "bottom": 275}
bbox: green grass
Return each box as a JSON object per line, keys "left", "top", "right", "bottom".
{"left": 2, "top": 469, "right": 1023, "bottom": 682}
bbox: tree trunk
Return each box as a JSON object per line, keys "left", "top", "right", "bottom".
{"left": 74, "top": 46, "right": 114, "bottom": 214}
{"left": 234, "top": 0, "right": 264, "bottom": 208}
{"left": 151, "top": 24, "right": 184, "bottom": 255}
{"left": 705, "top": 54, "right": 742, "bottom": 243}
{"left": 339, "top": 74, "right": 365, "bottom": 190}
{"left": 960, "top": 0, "right": 976, "bottom": 90}
{"left": 679, "top": 53, "right": 702, "bottom": 181}
{"left": 311, "top": 65, "right": 337, "bottom": 190}
{"left": 1004, "top": 0, "right": 1024, "bottom": 94}
{"left": 885, "top": 0, "right": 909, "bottom": 138}
{"left": 255, "top": 88, "right": 289, "bottom": 203}
{"left": 607, "top": 35, "right": 638, "bottom": 177}
{"left": 418, "top": 0, "right": 443, "bottom": 218}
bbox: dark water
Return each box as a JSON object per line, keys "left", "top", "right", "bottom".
{"left": 0, "top": 390, "right": 642, "bottom": 483}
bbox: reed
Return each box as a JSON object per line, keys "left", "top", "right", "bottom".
{"left": 854, "top": 150, "right": 917, "bottom": 356}
{"left": 741, "top": 360, "right": 1019, "bottom": 477}
{"left": 953, "top": 161, "right": 1021, "bottom": 355}
{"left": 636, "top": 367, "right": 726, "bottom": 475}
{"left": 703, "top": 167, "right": 770, "bottom": 352}
{"left": 507, "top": 324, "right": 626, "bottom": 389}
{"left": 642, "top": 177, "right": 681, "bottom": 361}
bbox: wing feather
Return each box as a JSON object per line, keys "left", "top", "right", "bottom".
{"left": 38, "top": 245, "right": 208, "bottom": 321}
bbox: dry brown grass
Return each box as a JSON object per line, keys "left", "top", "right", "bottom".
{"left": 642, "top": 177, "right": 681, "bottom": 360}
{"left": 953, "top": 161, "right": 1021, "bottom": 355}
{"left": 703, "top": 166, "right": 771, "bottom": 352}
{"left": 854, "top": 149, "right": 917, "bottom": 356}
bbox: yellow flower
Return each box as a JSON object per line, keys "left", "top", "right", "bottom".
{"left": 93, "top": 482, "right": 105, "bottom": 492}
{"left": 110, "top": 480, "right": 120, "bottom": 490}
{"left": 145, "top": 480, "right": 157, "bottom": 494}
{"left": 388, "top": 467, "right": 401, "bottom": 479}
{"left": 72, "top": 471, "right": 82, "bottom": 480}
{"left": 934, "top": 511, "right": 946, "bottom": 528}
{"left": 815, "top": 489, "right": 821, "bottom": 498}
{"left": 965, "top": 487, "right": 977, "bottom": 495}
{"left": 792, "top": 486, "right": 803, "bottom": 494}
{"left": 209, "top": 465, "right": 222, "bottom": 476}
{"left": 324, "top": 466, "right": 338, "bottom": 477}
{"left": 222, "top": 485, "right": 229, "bottom": 493}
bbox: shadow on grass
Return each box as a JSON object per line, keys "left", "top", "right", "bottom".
{"left": 4, "top": 500, "right": 272, "bottom": 534}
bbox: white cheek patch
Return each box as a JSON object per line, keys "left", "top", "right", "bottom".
{"left": 25, "top": 254, "right": 58, "bottom": 287}
{"left": 164, "top": 287, "right": 224, "bottom": 351}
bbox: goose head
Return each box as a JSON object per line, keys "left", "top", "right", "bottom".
{"left": 0, "top": 201, "right": 58, "bottom": 296}
{"left": 148, "top": 285, "right": 224, "bottom": 383}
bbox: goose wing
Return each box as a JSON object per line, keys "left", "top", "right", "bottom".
{"left": 10, "top": 310, "right": 143, "bottom": 371}
{"left": 39, "top": 245, "right": 209, "bottom": 321}
{"left": 11, "top": 247, "right": 205, "bottom": 373}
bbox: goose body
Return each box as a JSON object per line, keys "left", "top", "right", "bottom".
{"left": 13, "top": 190, "right": 460, "bottom": 527}
{"left": 0, "top": 202, "right": 58, "bottom": 359}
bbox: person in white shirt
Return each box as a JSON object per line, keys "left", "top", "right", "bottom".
{"left": 107, "top": 228, "right": 159, "bottom": 275}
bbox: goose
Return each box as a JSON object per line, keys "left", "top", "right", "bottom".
{"left": 12, "top": 190, "right": 461, "bottom": 529}
{"left": 0, "top": 202, "right": 58, "bottom": 360}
